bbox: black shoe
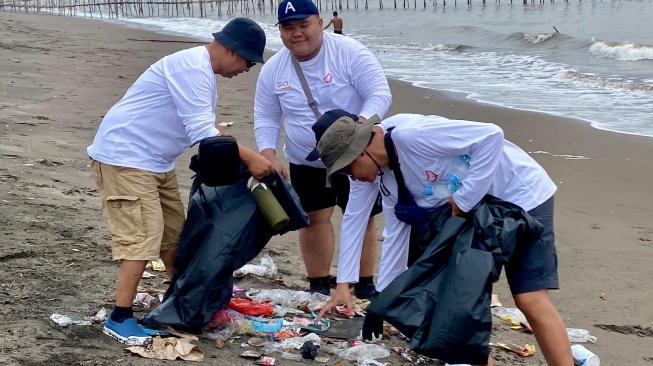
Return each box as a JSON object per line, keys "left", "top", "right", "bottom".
{"left": 308, "top": 276, "right": 331, "bottom": 296}
{"left": 362, "top": 312, "right": 384, "bottom": 341}
{"left": 353, "top": 282, "right": 378, "bottom": 300}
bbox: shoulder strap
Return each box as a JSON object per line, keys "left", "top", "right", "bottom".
{"left": 384, "top": 128, "right": 412, "bottom": 205}
{"left": 291, "top": 55, "right": 321, "bottom": 119}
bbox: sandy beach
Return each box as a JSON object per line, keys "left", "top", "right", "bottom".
{"left": 1, "top": 11, "right": 652, "bottom": 366}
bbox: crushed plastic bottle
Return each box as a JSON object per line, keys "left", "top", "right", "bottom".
{"left": 431, "top": 155, "right": 471, "bottom": 199}
{"left": 571, "top": 344, "right": 600, "bottom": 366}
{"left": 567, "top": 328, "right": 597, "bottom": 343}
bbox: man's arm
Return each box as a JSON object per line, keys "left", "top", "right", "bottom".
{"left": 324, "top": 19, "right": 333, "bottom": 30}
{"left": 349, "top": 47, "right": 392, "bottom": 120}
{"left": 254, "top": 67, "right": 289, "bottom": 179}
{"left": 168, "top": 68, "right": 221, "bottom": 143}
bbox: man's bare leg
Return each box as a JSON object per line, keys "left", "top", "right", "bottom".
{"left": 515, "top": 290, "right": 573, "bottom": 366}
{"left": 299, "top": 207, "right": 336, "bottom": 278}
{"left": 160, "top": 250, "right": 176, "bottom": 280}
{"left": 115, "top": 259, "right": 148, "bottom": 307}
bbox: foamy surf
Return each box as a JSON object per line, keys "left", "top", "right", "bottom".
{"left": 524, "top": 33, "right": 555, "bottom": 44}
{"left": 589, "top": 38, "right": 653, "bottom": 61}
{"left": 562, "top": 71, "right": 653, "bottom": 95}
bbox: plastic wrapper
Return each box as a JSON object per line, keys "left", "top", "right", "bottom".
{"left": 50, "top": 314, "right": 92, "bottom": 327}
{"left": 234, "top": 254, "right": 278, "bottom": 278}
{"left": 229, "top": 298, "right": 274, "bottom": 317}
{"left": 490, "top": 342, "right": 536, "bottom": 357}
{"left": 204, "top": 309, "right": 245, "bottom": 340}
{"left": 339, "top": 344, "right": 391, "bottom": 363}
{"left": 391, "top": 347, "right": 435, "bottom": 364}
{"left": 262, "top": 342, "right": 302, "bottom": 360}
{"left": 247, "top": 289, "right": 330, "bottom": 311}
{"left": 567, "top": 328, "right": 597, "bottom": 343}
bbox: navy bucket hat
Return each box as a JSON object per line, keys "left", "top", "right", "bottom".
{"left": 212, "top": 18, "right": 266, "bottom": 64}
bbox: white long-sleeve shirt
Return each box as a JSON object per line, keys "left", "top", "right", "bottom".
{"left": 88, "top": 46, "right": 220, "bottom": 172}
{"left": 336, "top": 114, "right": 558, "bottom": 289}
{"left": 254, "top": 32, "right": 392, "bottom": 167}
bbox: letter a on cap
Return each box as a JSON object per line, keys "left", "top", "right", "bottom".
{"left": 285, "top": 1, "right": 296, "bottom": 13}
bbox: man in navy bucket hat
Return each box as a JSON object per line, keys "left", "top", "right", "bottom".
{"left": 87, "top": 17, "right": 273, "bottom": 346}
{"left": 213, "top": 17, "right": 266, "bottom": 65}
{"left": 254, "top": 0, "right": 392, "bottom": 300}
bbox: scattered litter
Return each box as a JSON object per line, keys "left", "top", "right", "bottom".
{"left": 229, "top": 298, "right": 274, "bottom": 317}
{"left": 142, "top": 271, "right": 156, "bottom": 279}
{"left": 233, "top": 286, "right": 246, "bottom": 293}
{"left": 315, "top": 355, "right": 330, "bottom": 363}
{"left": 599, "top": 292, "right": 606, "bottom": 300}
{"left": 392, "top": 347, "right": 436, "bottom": 364}
{"left": 531, "top": 151, "right": 589, "bottom": 160}
{"left": 240, "top": 350, "right": 261, "bottom": 359}
{"left": 218, "top": 121, "right": 234, "bottom": 127}
{"left": 125, "top": 336, "right": 203, "bottom": 361}
{"left": 234, "top": 254, "right": 277, "bottom": 278}
{"left": 247, "top": 289, "right": 329, "bottom": 311}
{"left": 133, "top": 292, "right": 156, "bottom": 308}
{"left": 571, "top": 344, "right": 600, "bottom": 366}
{"left": 50, "top": 314, "right": 92, "bottom": 327}
{"left": 254, "top": 356, "right": 277, "bottom": 365}
{"left": 568, "top": 328, "right": 597, "bottom": 343}
{"left": 361, "top": 360, "right": 387, "bottom": 366}
{"left": 491, "top": 306, "right": 532, "bottom": 332}
{"left": 215, "top": 339, "right": 225, "bottom": 349}
{"left": 490, "top": 342, "right": 536, "bottom": 357}
{"left": 151, "top": 259, "right": 166, "bottom": 272}
{"left": 339, "top": 344, "right": 391, "bottom": 363}
{"left": 248, "top": 337, "right": 267, "bottom": 347}
{"left": 85, "top": 308, "right": 107, "bottom": 323}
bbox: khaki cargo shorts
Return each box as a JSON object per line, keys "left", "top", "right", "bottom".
{"left": 90, "top": 159, "right": 186, "bottom": 261}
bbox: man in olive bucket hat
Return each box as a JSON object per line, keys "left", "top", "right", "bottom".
{"left": 87, "top": 17, "right": 273, "bottom": 346}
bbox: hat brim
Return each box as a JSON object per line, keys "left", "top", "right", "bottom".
{"left": 323, "top": 120, "right": 375, "bottom": 187}
{"left": 305, "top": 148, "right": 320, "bottom": 162}
{"left": 275, "top": 14, "right": 313, "bottom": 26}
{"left": 212, "top": 32, "right": 265, "bottom": 64}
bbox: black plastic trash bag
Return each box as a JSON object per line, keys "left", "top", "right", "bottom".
{"left": 140, "top": 168, "right": 308, "bottom": 329}
{"left": 367, "top": 195, "right": 543, "bottom": 365}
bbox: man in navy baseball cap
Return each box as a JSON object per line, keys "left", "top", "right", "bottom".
{"left": 277, "top": 0, "right": 320, "bottom": 25}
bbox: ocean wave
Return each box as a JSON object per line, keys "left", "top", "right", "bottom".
{"left": 523, "top": 32, "right": 556, "bottom": 44}
{"left": 589, "top": 38, "right": 653, "bottom": 61}
{"left": 562, "top": 71, "right": 653, "bottom": 95}
{"left": 371, "top": 42, "right": 469, "bottom": 52}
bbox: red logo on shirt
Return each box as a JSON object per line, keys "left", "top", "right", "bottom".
{"left": 425, "top": 170, "right": 439, "bottom": 182}
{"left": 323, "top": 73, "right": 333, "bottom": 83}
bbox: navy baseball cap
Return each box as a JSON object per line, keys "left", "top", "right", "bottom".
{"left": 306, "top": 109, "right": 359, "bottom": 162}
{"left": 277, "top": 0, "right": 320, "bottom": 25}
{"left": 212, "top": 18, "right": 266, "bottom": 64}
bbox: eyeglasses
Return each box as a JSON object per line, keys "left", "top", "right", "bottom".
{"left": 246, "top": 60, "right": 257, "bottom": 68}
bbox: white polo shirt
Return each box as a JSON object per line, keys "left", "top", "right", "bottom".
{"left": 254, "top": 31, "right": 392, "bottom": 167}
{"left": 87, "top": 46, "right": 220, "bottom": 173}
{"left": 336, "top": 114, "right": 558, "bottom": 289}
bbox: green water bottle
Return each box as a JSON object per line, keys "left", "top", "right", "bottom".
{"left": 248, "top": 177, "right": 290, "bottom": 231}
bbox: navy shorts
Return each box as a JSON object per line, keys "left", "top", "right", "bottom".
{"left": 505, "top": 196, "right": 559, "bottom": 295}
{"left": 289, "top": 163, "right": 382, "bottom": 215}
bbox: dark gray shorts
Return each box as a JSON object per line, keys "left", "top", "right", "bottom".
{"left": 505, "top": 196, "right": 559, "bottom": 295}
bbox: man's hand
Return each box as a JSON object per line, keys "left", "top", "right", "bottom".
{"left": 239, "top": 145, "right": 274, "bottom": 180}
{"left": 449, "top": 196, "right": 466, "bottom": 217}
{"left": 317, "top": 283, "right": 353, "bottom": 320}
{"left": 261, "top": 148, "right": 289, "bottom": 180}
